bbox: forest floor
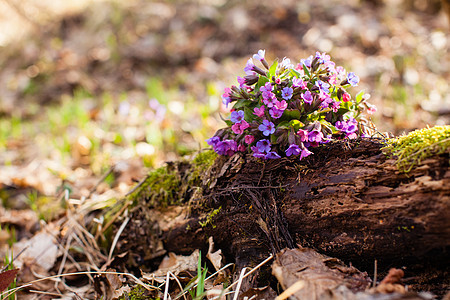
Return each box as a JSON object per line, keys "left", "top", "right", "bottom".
{"left": 0, "top": 0, "right": 449, "bottom": 299}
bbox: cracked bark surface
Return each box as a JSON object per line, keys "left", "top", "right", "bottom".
{"left": 116, "top": 139, "right": 450, "bottom": 295}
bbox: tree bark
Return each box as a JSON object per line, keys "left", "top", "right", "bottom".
{"left": 116, "top": 139, "right": 450, "bottom": 294}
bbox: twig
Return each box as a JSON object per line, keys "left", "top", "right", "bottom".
{"left": 0, "top": 270, "right": 157, "bottom": 298}
{"left": 275, "top": 280, "right": 306, "bottom": 300}
{"left": 373, "top": 259, "right": 378, "bottom": 288}
{"left": 88, "top": 165, "right": 115, "bottom": 198}
{"left": 108, "top": 214, "right": 130, "bottom": 262}
{"left": 233, "top": 267, "right": 247, "bottom": 300}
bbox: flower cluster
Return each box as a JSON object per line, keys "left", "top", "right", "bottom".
{"left": 207, "top": 50, "right": 376, "bottom": 160}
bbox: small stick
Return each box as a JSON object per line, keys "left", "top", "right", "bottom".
{"left": 373, "top": 259, "right": 377, "bottom": 288}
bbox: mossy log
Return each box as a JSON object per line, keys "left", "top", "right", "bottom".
{"left": 114, "top": 136, "right": 449, "bottom": 295}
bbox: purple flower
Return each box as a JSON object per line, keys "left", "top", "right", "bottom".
{"left": 331, "top": 100, "right": 341, "bottom": 113}
{"left": 347, "top": 72, "right": 359, "bottom": 86}
{"left": 300, "top": 148, "right": 313, "bottom": 160}
{"left": 300, "top": 56, "right": 313, "bottom": 68}
{"left": 258, "top": 119, "right": 276, "bottom": 136}
{"left": 285, "top": 144, "right": 301, "bottom": 156}
{"left": 265, "top": 151, "right": 281, "bottom": 159}
{"left": 308, "top": 130, "right": 324, "bottom": 143}
{"left": 335, "top": 121, "right": 347, "bottom": 132}
{"left": 346, "top": 119, "right": 358, "bottom": 134}
{"left": 215, "top": 139, "right": 237, "bottom": 156}
{"left": 315, "top": 51, "right": 330, "bottom": 64}
{"left": 251, "top": 147, "right": 266, "bottom": 159}
{"left": 253, "top": 49, "right": 265, "bottom": 61}
{"left": 269, "top": 108, "right": 283, "bottom": 119}
{"left": 260, "top": 82, "right": 272, "bottom": 93}
{"left": 253, "top": 106, "right": 265, "bottom": 117}
{"left": 237, "top": 76, "right": 246, "bottom": 88}
{"left": 292, "top": 78, "right": 307, "bottom": 89}
{"left": 206, "top": 136, "right": 220, "bottom": 146}
{"left": 222, "top": 87, "right": 232, "bottom": 107}
{"left": 319, "top": 92, "right": 333, "bottom": 109}
{"left": 262, "top": 91, "right": 276, "bottom": 107}
{"left": 244, "top": 58, "right": 255, "bottom": 75}
{"left": 230, "top": 110, "right": 245, "bottom": 123}
{"left": 256, "top": 139, "right": 271, "bottom": 153}
{"left": 336, "top": 118, "right": 357, "bottom": 136}
{"left": 315, "top": 80, "right": 330, "bottom": 94}
{"left": 280, "top": 57, "right": 294, "bottom": 69}
{"left": 244, "top": 135, "right": 255, "bottom": 144}
{"left": 302, "top": 91, "right": 314, "bottom": 105}
{"left": 231, "top": 120, "right": 250, "bottom": 134}
{"left": 281, "top": 87, "right": 293, "bottom": 100}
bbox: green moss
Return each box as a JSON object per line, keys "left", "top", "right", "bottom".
{"left": 188, "top": 150, "right": 218, "bottom": 186}
{"left": 127, "top": 164, "right": 181, "bottom": 207}
{"left": 383, "top": 125, "right": 450, "bottom": 172}
{"left": 119, "top": 285, "right": 157, "bottom": 300}
{"left": 127, "top": 150, "right": 217, "bottom": 208}
{"left": 199, "top": 206, "right": 221, "bottom": 228}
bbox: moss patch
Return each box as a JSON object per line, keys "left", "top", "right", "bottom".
{"left": 127, "top": 150, "right": 217, "bottom": 208}
{"left": 383, "top": 125, "right": 450, "bottom": 172}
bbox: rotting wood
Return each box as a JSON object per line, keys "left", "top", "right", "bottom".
{"left": 114, "top": 138, "right": 450, "bottom": 295}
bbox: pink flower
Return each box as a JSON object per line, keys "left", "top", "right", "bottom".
{"left": 300, "top": 148, "right": 313, "bottom": 160}
{"left": 292, "top": 78, "right": 307, "bottom": 89}
{"left": 237, "top": 144, "right": 247, "bottom": 152}
{"left": 297, "top": 129, "right": 309, "bottom": 142}
{"left": 274, "top": 100, "right": 287, "bottom": 111}
{"left": 342, "top": 92, "right": 351, "bottom": 102}
{"left": 232, "top": 120, "right": 250, "bottom": 134}
{"left": 367, "top": 104, "right": 377, "bottom": 115}
{"left": 237, "top": 76, "right": 246, "bottom": 88}
{"left": 244, "top": 135, "right": 255, "bottom": 144}
{"left": 253, "top": 106, "right": 265, "bottom": 117}
{"left": 269, "top": 108, "right": 283, "bottom": 119}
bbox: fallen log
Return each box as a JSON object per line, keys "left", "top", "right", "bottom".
{"left": 113, "top": 135, "right": 449, "bottom": 296}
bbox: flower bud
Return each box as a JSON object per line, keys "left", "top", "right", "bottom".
{"left": 261, "top": 59, "right": 269, "bottom": 70}
{"left": 252, "top": 65, "right": 267, "bottom": 77}
{"left": 244, "top": 74, "right": 259, "bottom": 85}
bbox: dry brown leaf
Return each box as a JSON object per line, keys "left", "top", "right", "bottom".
{"left": 13, "top": 228, "right": 60, "bottom": 271}
{"left": 142, "top": 249, "right": 199, "bottom": 283}
{"left": 0, "top": 268, "right": 19, "bottom": 292}
{"left": 272, "top": 247, "right": 370, "bottom": 300}
{"left": 207, "top": 236, "right": 223, "bottom": 272}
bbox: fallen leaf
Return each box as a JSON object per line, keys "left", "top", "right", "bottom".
{"left": 142, "top": 249, "right": 199, "bottom": 283}
{"left": 0, "top": 268, "right": 19, "bottom": 292}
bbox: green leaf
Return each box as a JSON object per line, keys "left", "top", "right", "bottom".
{"left": 232, "top": 99, "right": 251, "bottom": 109}
{"left": 224, "top": 120, "right": 233, "bottom": 127}
{"left": 270, "top": 134, "right": 278, "bottom": 144}
{"left": 289, "top": 119, "right": 304, "bottom": 131}
{"left": 302, "top": 64, "right": 310, "bottom": 77}
{"left": 340, "top": 100, "right": 352, "bottom": 111}
{"left": 290, "top": 69, "right": 302, "bottom": 78}
{"left": 244, "top": 106, "right": 256, "bottom": 123}
{"left": 279, "top": 109, "right": 301, "bottom": 122}
{"left": 355, "top": 90, "right": 365, "bottom": 103}
{"left": 255, "top": 75, "right": 269, "bottom": 90}
{"left": 276, "top": 121, "right": 290, "bottom": 129}
{"left": 268, "top": 60, "right": 278, "bottom": 78}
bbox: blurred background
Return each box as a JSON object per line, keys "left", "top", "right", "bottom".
{"left": 0, "top": 0, "right": 448, "bottom": 203}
